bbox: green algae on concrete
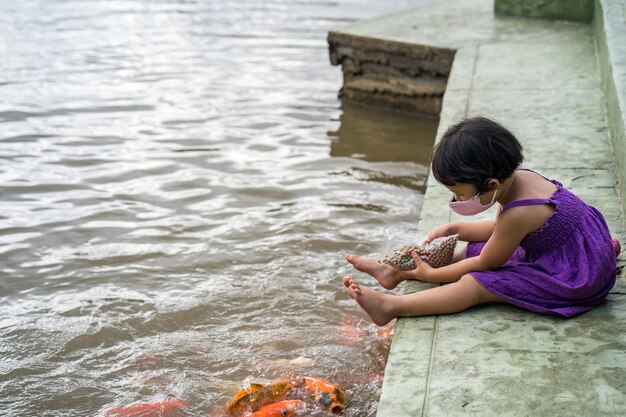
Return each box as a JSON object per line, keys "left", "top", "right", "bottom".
{"left": 495, "top": 0, "right": 594, "bottom": 22}
{"left": 330, "top": 0, "right": 626, "bottom": 416}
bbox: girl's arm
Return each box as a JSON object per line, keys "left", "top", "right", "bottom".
{"left": 413, "top": 255, "right": 490, "bottom": 283}
{"left": 426, "top": 220, "right": 495, "bottom": 243}
{"left": 413, "top": 210, "right": 533, "bottom": 283}
{"left": 453, "top": 220, "right": 496, "bottom": 242}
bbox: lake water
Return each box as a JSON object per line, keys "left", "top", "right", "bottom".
{"left": 0, "top": 1, "right": 439, "bottom": 416}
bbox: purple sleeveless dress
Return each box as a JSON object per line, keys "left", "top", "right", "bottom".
{"left": 466, "top": 170, "right": 616, "bottom": 318}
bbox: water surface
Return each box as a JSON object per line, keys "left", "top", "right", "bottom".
{"left": 0, "top": 1, "right": 439, "bottom": 415}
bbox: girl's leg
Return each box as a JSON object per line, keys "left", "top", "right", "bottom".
{"left": 346, "top": 243, "right": 469, "bottom": 289}
{"left": 343, "top": 274, "right": 505, "bottom": 326}
{"left": 452, "top": 241, "right": 468, "bottom": 263}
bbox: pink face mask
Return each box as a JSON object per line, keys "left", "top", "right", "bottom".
{"left": 448, "top": 188, "right": 498, "bottom": 216}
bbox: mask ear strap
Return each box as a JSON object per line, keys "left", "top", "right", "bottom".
{"left": 490, "top": 187, "right": 499, "bottom": 203}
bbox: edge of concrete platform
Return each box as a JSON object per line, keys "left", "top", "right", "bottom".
{"left": 376, "top": 61, "right": 469, "bottom": 417}
{"left": 495, "top": 0, "right": 594, "bottom": 22}
{"left": 327, "top": 32, "right": 455, "bottom": 115}
{"left": 594, "top": 0, "right": 626, "bottom": 224}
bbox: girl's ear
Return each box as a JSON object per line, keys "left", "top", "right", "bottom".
{"left": 487, "top": 178, "right": 500, "bottom": 190}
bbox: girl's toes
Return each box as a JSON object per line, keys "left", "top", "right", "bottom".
{"left": 612, "top": 238, "right": 621, "bottom": 257}
{"left": 346, "top": 254, "right": 359, "bottom": 265}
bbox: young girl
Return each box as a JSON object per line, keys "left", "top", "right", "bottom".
{"left": 343, "top": 116, "right": 619, "bottom": 326}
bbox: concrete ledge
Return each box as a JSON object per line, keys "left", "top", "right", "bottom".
{"left": 495, "top": 0, "right": 594, "bottom": 22}
{"left": 594, "top": 0, "right": 626, "bottom": 228}
{"left": 328, "top": 33, "right": 453, "bottom": 115}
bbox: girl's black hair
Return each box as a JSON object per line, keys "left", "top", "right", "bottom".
{"left": 431, "top": 116, "right": 524, "bottom": 193}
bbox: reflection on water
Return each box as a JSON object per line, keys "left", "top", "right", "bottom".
{"left": 0, "top": 0, "right": 439, "bottom": 416}
{"left": 329, "top": 102, "right": 438, "bottom": 166}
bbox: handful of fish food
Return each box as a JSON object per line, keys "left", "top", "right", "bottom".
{"left": 379, "top": 234, "right": 458, "bottom": 270}
{"left": 226, "top": 376, "right": 346, "bottom": 416}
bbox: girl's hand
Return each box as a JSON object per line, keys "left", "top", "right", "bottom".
{"left": 407, "top": 250, "right": 434, "bottom": 281}
{"left": 424, "top": 223, "right": 454, "bottom": 244}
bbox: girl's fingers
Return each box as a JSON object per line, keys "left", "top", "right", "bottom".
{"left": 424, "top": 231, "right": 439, "bottom": 243}
{"left": 411, "top": 250, "right": 425, "bottom": 265}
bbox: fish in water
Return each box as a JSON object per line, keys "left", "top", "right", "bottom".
{"left": 225, "top": 376, "right": 346, "bottom": 416}
{"left": 226, "top": 381, "right": 297, "bottom": 416}
{"left": 245, "top": 400, "right": 306, "bottom": 417}
{"left": 298, "top": 376, "right": 345, "bottom": 414}
{"left": 106, "top": 399, "right": 189, "bottom": 417}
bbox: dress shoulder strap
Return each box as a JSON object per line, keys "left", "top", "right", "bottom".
{"left": 501, "top": 168, "right": 562, "bottom": 214}
{"left": 500, "top": 198, "right": 554, "bottom": 214}
{"left": 516, "top": 167, "right": 562, "bottom": 186}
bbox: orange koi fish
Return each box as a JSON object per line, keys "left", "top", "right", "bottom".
{"left": 245, "top": 400, "right": 306, "bottom": 417}
{"left": 299, "top": 376, "right": 345, "bottom": 414}
{"left": 226, "top": 381, "right": 296, "bottom": 416}
{"left": 106, "top": 399, "right": 189, "bottom": 417}
{"left": 226, "top": 376, "right": 346, "bottom": 416}
{"left": 226, "top": 383, "right": 264, "bottom": 411}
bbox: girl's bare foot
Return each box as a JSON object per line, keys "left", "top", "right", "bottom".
{"left": 345, "top": 254, "right": 404, "bottom": 289}
{"left": 343, "top": 276, "right": 395, "bottom": 326}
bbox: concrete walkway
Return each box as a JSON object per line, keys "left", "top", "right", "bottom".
{"left": 330, "top": 0, "right": 626, "bottom": 415}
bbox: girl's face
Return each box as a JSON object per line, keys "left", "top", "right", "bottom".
{"left": 446, "top": 183, "right": 496, "bottom": 205}
{"left": 446, "top": 183, "right": 477, "bottom": 202}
